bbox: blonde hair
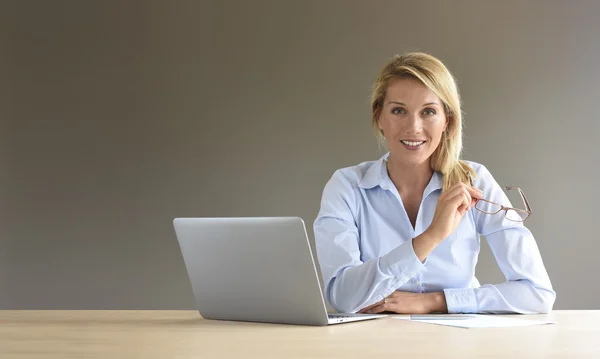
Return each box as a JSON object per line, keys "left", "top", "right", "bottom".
{"left": 370, "top": 52, "right": 476, "bottom": 191}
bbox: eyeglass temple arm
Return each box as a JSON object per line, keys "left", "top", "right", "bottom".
{"left": 505, "top": 186, "right": 531, "bottom": 213}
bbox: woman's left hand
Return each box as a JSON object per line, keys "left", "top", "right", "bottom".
{"left": 357, "top": 291, "right": 447, "bottom": 314}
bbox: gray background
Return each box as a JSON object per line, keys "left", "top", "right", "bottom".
{"left": 2, "top": 0, "right": 598, "bottom": 309}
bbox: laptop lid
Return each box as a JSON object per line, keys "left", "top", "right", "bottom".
{"left": 173, "top": 217, "right": 331, "bottom": 326}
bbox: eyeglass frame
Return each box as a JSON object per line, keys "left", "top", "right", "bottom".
{"left": 473, "top": 186, "right": 532, "bottom": 222}
{"left": 467, "top": 175, "right": 532, "bottom": 222}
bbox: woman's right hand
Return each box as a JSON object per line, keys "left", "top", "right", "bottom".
{"left": 427, "top": 182, "right": 483, "bottom": 241}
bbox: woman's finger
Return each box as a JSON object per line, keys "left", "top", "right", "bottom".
{"left": 444, "top": 183, "right": 467, "bottom": 198}
{"left": 446, "top": 189, "right": 472, "bottom": 216}
{"left": 466, "top": 186, "right": 484, "bottom": 199}
{"left": 439, "top": 182, "right": 464, "bottom": 200}
{"left": 366, "top": 303, "right": 389, "bottom": 314}
{"left": 447, "top": 189, "right": 471, "bottom": 206}
{"left": 366, "top": 294, "right": 399, "bottom": 313}
{"left": 463, "top": 191, "right": 471, "bottom": 210}
{"left": 444, "top": 183, "right": 483, "bottom": 202}
{"left": 358, "top": 300, "right": 384, "bottom": 313}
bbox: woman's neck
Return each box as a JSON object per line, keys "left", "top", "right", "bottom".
{"left": 386, "top": 156, "right": 433, "bottom": 196}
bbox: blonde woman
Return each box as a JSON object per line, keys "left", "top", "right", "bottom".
{"left": 313, "top": 52, "right": 555, "bottom": 315}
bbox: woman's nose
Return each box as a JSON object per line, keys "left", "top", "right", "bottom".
{"left": 404, "top": 113, "right": 423, "bottom": 134}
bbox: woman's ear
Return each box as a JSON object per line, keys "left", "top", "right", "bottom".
{"left": 374, "top": 112, "right": 383, "bottom": 131}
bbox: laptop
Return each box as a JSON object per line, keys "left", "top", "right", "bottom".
{"left": 172, "top": 216, "right": 386, "bottom": 326}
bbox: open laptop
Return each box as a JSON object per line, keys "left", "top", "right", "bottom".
{"left": 172, "top": 216, "right": 385, "bottom": 326}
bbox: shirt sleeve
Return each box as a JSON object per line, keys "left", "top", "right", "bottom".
{"left": 443, "top": 164, "right": 556, "bottom": 314}
{"left": 313, "top": 170, "right": 427, "bottom": 313}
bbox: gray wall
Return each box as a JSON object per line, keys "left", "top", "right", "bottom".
{"left": 2, "top": 0, "right": 598, "bottom": 309}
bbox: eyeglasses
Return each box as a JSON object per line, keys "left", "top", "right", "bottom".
{"left": 474, "top": 186, "right": 532, "bottom": 222}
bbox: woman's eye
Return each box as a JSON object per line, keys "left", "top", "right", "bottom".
{"left": 423, "top": 108, "right": 437, "bottom": 116}
{"left": 391, "top": 107, "right": 406, "bottom": 115}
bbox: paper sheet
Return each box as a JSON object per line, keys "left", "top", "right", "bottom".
{"left": 393, "top": 314, "right": 555, "bottom": 329}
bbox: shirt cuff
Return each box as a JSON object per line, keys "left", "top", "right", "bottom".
{"left": 443, "top": 288, "right": 478, "bottom": 313}
{"left": 378, "top": 238, "right": 426, "bottom": 279}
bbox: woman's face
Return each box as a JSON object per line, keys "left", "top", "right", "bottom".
{"left": 377, "top": 77, "right": 448, "bottom": 167}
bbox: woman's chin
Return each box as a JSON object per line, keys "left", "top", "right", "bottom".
{"left": 390, "top": 155, "right": 431, "bottom": 168}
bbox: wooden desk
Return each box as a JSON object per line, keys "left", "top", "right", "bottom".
{"left": 1, "top": 310, "right": 598, "bottom": 358}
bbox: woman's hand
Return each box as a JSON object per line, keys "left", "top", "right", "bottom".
{"left": 358, "top": 291, "right": 447, "bottom": 314}
{"left": 427, "top": 182, "right": 482, "bottom": 241}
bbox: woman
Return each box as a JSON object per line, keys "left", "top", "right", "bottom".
{"left": 313, "top": 52, "right": 555, "bottom": 315}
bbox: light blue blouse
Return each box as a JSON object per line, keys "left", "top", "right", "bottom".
{"left": 313, "top": 153, "right": 555, "bottom": 314}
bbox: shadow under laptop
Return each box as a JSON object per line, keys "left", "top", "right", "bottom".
{"left": 164, "top": 315, "right": 392, "bottom": 332}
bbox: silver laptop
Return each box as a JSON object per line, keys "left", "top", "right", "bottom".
{"left": 172, "top": 216, "right": 385, "bottom": 326}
